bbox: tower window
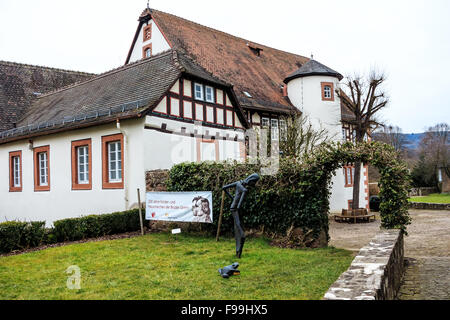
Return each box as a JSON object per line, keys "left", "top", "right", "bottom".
{"left": 143, "top": 44, "right": 152, "bottom": 59}
{"left": 321, "top": 82, "right": 334, "bottom": 101}
{"left": 143, "top": 24, "right": 152, "bottom": 42}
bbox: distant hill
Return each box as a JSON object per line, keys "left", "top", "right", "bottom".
{"left": 402, "top": 133, "right": 425, "bottom": 150}
{"left": 372, "top": 132, "right": 425, "bottom": 150}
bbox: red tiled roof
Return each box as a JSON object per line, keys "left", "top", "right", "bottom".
{"left": 131, "top": 9, "right": 310, "bottom": 113}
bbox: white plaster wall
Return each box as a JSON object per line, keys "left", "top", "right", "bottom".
{"left": 128, "top": 20, "right": 171, "bottom": 63}
{"left": 287, "top": 75, "right": 342, "bottom": 139}
{"left": 143, "top": 116, "right": 244, "bottom": 171}
{"left": 0, "top": 119, "right": 146, "bottom": 226}
{"left": 287, "top": 75, "right": 368, "bottom": 212}
{"left": 329, "top": 167, "right": 368, "bottom": 213}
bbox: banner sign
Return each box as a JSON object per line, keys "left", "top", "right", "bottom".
{"left": 145, "top": 192, "right": 213, "bottom": 223}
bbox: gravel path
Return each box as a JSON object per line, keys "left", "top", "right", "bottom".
{"left": 328, "top": 209, "right": 450, "bottom": 300}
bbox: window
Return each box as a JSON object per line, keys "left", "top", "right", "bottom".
{"left": 321, "top": 82, "right": 334, "bottom": 101}
{"left": 9, "top": 151, "right": 22, "bottom": 192}
{"left": 143, "top": 24, "right": 152, "bottom": 42}
{"left": 280, "top": 119, "right": 287, "bottom": 141}
{"left": 243, "top": 91, "right": 252, "bottom": 98}
{"left": 102, "top": 134, "right": 124, "bottom": 189}
{"left": 271, "top": 119, "right": 279, "bottom": 141}
{"left": 34, "top": 146, "right": 50, "bottom": 191}
{"left": 142, "top": 44, "right": 152, "bottom": 59}
{"left": 194, "top": 83, "right": 204, "bottom": 101}
{"left": 438, "top": 169, "right": 443, "bottom": 182}
{"left": 71, "top": 139, "right": 92, "bottom": 190}
{"left": 343, "top": 165, "right": 354, "bottom": 187}
{"left": 205, "top": 86, "right": 214, "bottom": 103}
{"left": 261, "top": 117, "right": 270, "bottom": 128}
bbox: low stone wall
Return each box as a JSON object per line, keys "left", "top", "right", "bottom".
{"left": 409, "top": 202, "right": 450, "bottom": 210}
{"left": 408, "top": 187, "right": 437, "bottom": 197}
{"left": 146, "top": 170, "right": 169, "bottom": 192}
{"left": 324, "top": 229, "right": 404, "bottom": 300}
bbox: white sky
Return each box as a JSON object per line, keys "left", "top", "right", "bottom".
{"left": 1, "top": 0, "right": 449, "bottom": 133}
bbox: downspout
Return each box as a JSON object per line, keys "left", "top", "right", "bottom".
{"left": 116, "top": 119, "right": 129, "bottom": 210}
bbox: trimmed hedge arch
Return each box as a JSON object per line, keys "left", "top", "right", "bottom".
{"left": 167, "top": 141, "right": 411, "bottom": 247}
{"left": 307, "top": 141, "right": 412, "bottom": 233}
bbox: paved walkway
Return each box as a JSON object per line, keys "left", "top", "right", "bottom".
{"left": 328, "top": 209, "right": 450, "bottom": 300}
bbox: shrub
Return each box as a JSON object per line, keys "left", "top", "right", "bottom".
{"left": 52, "top": 209, "right": 141, "bottom": 242}
{"left": 167, "top": 159, "right": 331, "bottom": 241}
{"left": 0, "top": 221, "right": 46, "bottom": 253}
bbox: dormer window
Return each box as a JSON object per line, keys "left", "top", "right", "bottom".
{"left": 205, "top": 86, "right": 214, "bottom": 103}
{"left": 143, "top": 44, "right": 152, "bottom": 58}
{"left": 321, "top": 82, "right": 334, "bottom": 101}
{"left": 143, "top": 24, "right": 152, "bottom": 42}
{"left": 194, "top": 83, "right": 204, "bottom": 101}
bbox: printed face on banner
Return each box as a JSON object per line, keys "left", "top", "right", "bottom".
{"left": 146, "top": 192, "right": 213, "bottom": 223}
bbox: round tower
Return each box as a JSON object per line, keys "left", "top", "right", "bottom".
{"left": 283, "top": 59, "right": 343, "bottom": 138}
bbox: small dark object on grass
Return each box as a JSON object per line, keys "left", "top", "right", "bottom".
{"left": 218, "top": 262, "right": 240, "bottom": 279}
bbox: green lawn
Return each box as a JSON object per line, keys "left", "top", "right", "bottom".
{"left": 409, "top": 193, "right": 450, "bottom": 204}
{"left": 0, "top": 233, "right": 352, "bottom": 300}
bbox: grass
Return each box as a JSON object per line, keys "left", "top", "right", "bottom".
{"left": 409, "top": 193, "right": 450, "bottom": 204}
{"left": 0, "top": 233, "right": 352, "bottom": 300}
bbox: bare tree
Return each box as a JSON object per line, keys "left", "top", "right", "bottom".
{"left": 279, "top": 112, "right": 330, "bottom": 159}
{"left": 373, "top": 124, "right": 406, "bottom": 154}
{"left": 420, "top": 123, "right": 450, "bottom": 182}
{"left": 337, "top": 71, "right": 389, "bottom": 210}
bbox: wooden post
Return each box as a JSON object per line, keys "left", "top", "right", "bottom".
{"left": 216, "top": 190, "right": 225, "bottom": 241}
{"left": 137, "top": 188, "right": 144, "bottom": 236}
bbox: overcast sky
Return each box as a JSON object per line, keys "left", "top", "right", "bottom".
{"left": 1, "top": 0, "right": 449, "bottom": 133}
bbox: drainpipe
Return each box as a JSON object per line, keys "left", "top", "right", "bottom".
{"left": 116, "top": 119, "right": 129, "bottom": 210}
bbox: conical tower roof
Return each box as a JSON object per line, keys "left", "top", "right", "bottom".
{"left": 284, "top": 59, "right": 343, "bottom": 83}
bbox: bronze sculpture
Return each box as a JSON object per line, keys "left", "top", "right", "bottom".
{"left": 222, "top": 173, "right": 260, "bottom": 258}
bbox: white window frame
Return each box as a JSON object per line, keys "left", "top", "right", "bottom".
{"left": 271, "top": 119, "right": 279, "bottom": 141}
{"left": 261, "top": 117, "right": 270, "bottom": 128}
{"left": 205, "top": 86, "right": 215, "bottom": 103}
{"left": 108, "top": 141, "right": 122, "bottom": 183}
{"left": 13, "top": 156, "right": 20, "bottom": 187}
{"left": 38, "top": 152, "right": 48, "bottom": 186}
{"left": 323, "top": 85, "right": 332, "bottom": 99}
{"left": 194, "top": 83, "right": 204, "bottom": 101}
{"left": 77, "top": 146, "right": 89, "bottom": 184}
{"left": 280, "top": 119, "right": 287, "bottom": 141}
{"left": 145, "top": 48, "right": 151, "bottom": 58}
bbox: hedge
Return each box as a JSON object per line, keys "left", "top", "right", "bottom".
{"left": 52, "top": 209, "right": 142, "bottom": 242}
{"left": 167, "top": 141, "right": 412, "bottom": 240}
{"left": 0, "top": 221, "right": 46, "bottom": 254}
{"left": 0, "top": 209, "right": 142, "bottom": 254}
{"left": 167, "top": 159, "right": 331, "bottom": 241}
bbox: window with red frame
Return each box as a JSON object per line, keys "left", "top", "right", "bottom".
{"left": 9, "top": 151, "right": 22, "bottom": 192}
{"left": 71, "top": 139, "right": 92, "bottom": 190}
{"left": 34, "top": 146, "right": 50, "bottom": 191}
{"left": 143, "top": 24, "right": 152, "bottom": 42}
{"left": 102, "top": 134, "right": 124, "bottom": 189}
{"left": 343, "top": 165, "right": 355, "bottom": 187}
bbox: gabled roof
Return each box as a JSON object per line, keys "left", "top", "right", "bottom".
{"left": 284, "top": 59, "right": 343, "bottom": 83}
{"left": 0, "top": 61, "right": 93, "bottom": 132}
{"left": 0, "top": 50, "right": 249, "bottom": 144}
{"left": 126, "top": 8, "right": 310, "bottom": 114}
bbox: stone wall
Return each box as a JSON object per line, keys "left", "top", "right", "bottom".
{"left": 408, "top": 187, "right": 438, "bottom": 197}
{"left": 409, "top": 202, "right": 450, "bottom": 210}
{"left": 324, "top": 229, "right": 404, "bottom": 300}
{"left": 146, "top": 170, "right": 169, "bottom": 192}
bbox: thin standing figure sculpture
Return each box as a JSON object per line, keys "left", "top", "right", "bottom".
{"left": 222, "top": 173, "right": 260, "bottom": 258}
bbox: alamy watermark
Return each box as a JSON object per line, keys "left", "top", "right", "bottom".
{"left": 66, "top": 265, "right": 81, "bottom": 290}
